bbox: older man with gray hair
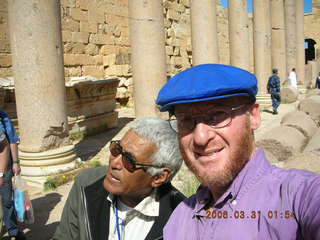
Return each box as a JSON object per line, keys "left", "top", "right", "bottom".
{"left": 54, "top": 118, "right": 185, "bottom": 240}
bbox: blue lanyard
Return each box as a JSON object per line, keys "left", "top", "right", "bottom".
{"left": 115, "top": 207, "right": 125, "bottom": 240}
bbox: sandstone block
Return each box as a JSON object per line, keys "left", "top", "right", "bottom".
{"left": 256, "top": 126, "right": 307, "bottom": 161}
{"left": 281, "top": 86, "right": 299, "bottom": 103}
{"left": 79, "top": 0, "right": 89, "bottom": 10}
{"left": 167, "top": 9, "right": 180, "bottom": 21}
{"left": 85, "top": 43, "right": 99, "bottom": 55}
{"left": 62, "top": 18, "right": 80, "bottom": 32}
{"left": 116, "top": 87, "right": 129, "bottom": 99}
{"left": 103, "top": 54, "right": 117, "bottom": 66}
{"left": 80, "top": 21, "right": 97, "bottom": 33}
{"left": 173, "top": 47, "right": 180, "bottom": 56}
{"left": 88, "top": 3, "right": 105, "bottom": 24}
{"left": 60, "top": 0, "right": 76, "bottom": 7}
{"left": 105, "top": 65, "right": 131, "bottom": 76}
{"left": 298, "top": 95, "right": 320, "bottom": 124}
{"left": 0, "top": 54, "right": 12, "bottom": 67}
{"left": 93, "top": 56, "right": 103, "bottom": 65}
{"left": 65, "top": 43, "right": 85, "bottom": 54}
{"left": 62, "top": 31, "right": 72, "bottom": 42}
{"left": 281, "top": 111, "right": 317, "bottom": 139}
{"left": 64, "top": 54, "right": 91, "bottom": 66}
{"left": 284, "top": 151, "right": 320, "bottom": 174}
{"left": 90, "top": 34, "right": 113, "bottom": 45}
{"left": 303, "top": 128, "right": 320, "bottom": 153}
{"left": 64, "top": 67, "right": 81, "bottom": 77}
{"left": 164, "top": 18, "right": 171, "bottom": 28}
{"left": 181, "top": 0, "right": 190, "bottom": 8}
{"left": 115, "top": 53, "right": 131, "bottom": 65}
{"left": 166, "top": 46, "right": 174, "bottom": 56}
{"left": 100, "top": 45, "right": 120, "bottom": 55}
{"left": 124, "top": 78, "right": 133, "bottom": 87}
{"left": 82, "top": 66, "right": 104, "bottom": 78}
{"left": 70, "top": 8, "right": 88, "bottom": 21}
{"left": 72, "top": 32, "right": 89, "bottom": 43}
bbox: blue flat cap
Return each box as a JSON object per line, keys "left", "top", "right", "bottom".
{"left": 156, "top": 64, "right": 258, "bottom": 112}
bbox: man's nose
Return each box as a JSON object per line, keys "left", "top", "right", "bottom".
{"left": 109, "top": 154, "right": 123, "bottom": 169}
{"left": 193, "top": 122, "right": 217, "bottom": 146}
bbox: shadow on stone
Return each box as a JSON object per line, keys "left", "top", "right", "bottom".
{"left": 18, "top": 193, "right": 62, "bottom": 240}
{"left": 262, "top": 109, "right": 274, "bottom": 114}
{"left": 74, "top": 116, "right": 134, "bottom": 161}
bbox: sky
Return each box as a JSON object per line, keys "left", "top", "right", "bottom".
{"left": 220, "top": 0, "right": 313, "bottom": 13}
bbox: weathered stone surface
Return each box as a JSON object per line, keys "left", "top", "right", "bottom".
{"left": 303, "top": 128, "right": 320, "bottom": 153}
{"left": 281, "top": 111, "right": 318, "bottom": 139}
{"left": 82, "top": 65, "right": 104, "bottom": 78}
{"left": 306, "top": 88, "right": 320, "bottom": 97}
{"left": 284, "top": 151, "right": 320, "bottom": 174}
{"left": 62, "top": 31, "right": 72, "bottom": 42}
{"left": 70, "top": 8, "right": 88, "bottom": 21}
{"left": 61, "top": 18, "right": 80, "bottom": 32}
{"left": 298, "top": 95, "right": 320, "bottom": 124}
{"left": 116, "top": 87, "right": 129, "bottom": 99}
{"left": 80, "top": 21, "right": 97, "bottom": 33}
{"left": 84, "top": 43, "right": 99, "bottom": 55}
{"left": 256, "top": 126, "right": 307, "bottom": 161}
{"left": 72, "top": 32, "right": 89, "bottom": 43}
{"left": 0, "top": 54, "right": 11, "bottom": 67}
{"left": 281, "top": 86, "right": 299, "bottom": 103}
{"left": 64, "top": 54, "right": 91, "bottom": 66}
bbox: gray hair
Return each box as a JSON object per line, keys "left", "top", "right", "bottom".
{"left": 130, "top": 118, "right": 182, "bottom": 179}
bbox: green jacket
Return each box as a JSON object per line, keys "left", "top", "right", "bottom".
{"left": 53, "top": 166, "right": 185, "bottom": 240}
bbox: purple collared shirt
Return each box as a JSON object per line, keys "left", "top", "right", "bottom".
{"left": 164, "top": 148, "right": 320, "bottom": 239}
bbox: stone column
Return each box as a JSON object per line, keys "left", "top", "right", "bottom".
{"left": 271, "top": 0, "right": 287, "bottom": 85}
{"left": 8, "top": 0, "right": 77, "bottom": 186}
{"left": 253, "top": 0, "right": 272, "bottom": 98}
{"left": 191, "top": 0, "right": 219, "bottom": 65}
{"left": 129, "top": 0, "right": 167, "bottom": 118}
{"left": 296, "top": 0, "right": 305, "bottom": 85}
{"left": 284, "top": 0, "right": 297, "bottom": 79}
{"left": 228, "top": 0, "right": 250, "bottom": 70}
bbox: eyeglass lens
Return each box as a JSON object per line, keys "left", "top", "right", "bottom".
{"left": 109, "top": 141, "right": 137, "bottom": 172}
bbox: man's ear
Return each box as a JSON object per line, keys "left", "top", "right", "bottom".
{"left": 249, "top": 103, "right": 261, "bottom": 130}
{"left": 151, "top": 168, "right": 172, "bottom": 188}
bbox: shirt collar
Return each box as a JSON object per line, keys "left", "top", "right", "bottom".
{"left": 194, "top": 148, "right": 271, "bottom": 214}
{"left": 107, "top": 190, "right": 160, "bottom": 218}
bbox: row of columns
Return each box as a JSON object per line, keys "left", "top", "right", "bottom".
{"left": 131, "top": 0, "right": 306, "bottom": 115}
{"left": 7, "top": 0, "right": 307, "bottom": 184}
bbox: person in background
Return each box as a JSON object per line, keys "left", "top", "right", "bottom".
{"left": 267, "top": 68, "right": 281, "bottom": 115}
{"left": 54, "top": 118, "right": 185, "bottom": 240}
{"left": 315, "top": 72, "right": 320, "bottom": 89}
{"left": 289, "top": 68, "right": 297, "bottom": 88}
{"left": 0, "top": 110, "right": 25, "bottom": 240}
{"left": 156, "top": 64, "right": 320, "bottom": 239}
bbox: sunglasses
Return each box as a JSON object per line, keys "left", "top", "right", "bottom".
{"left": 109, "top": 140, "right": 164, "bottom": 172}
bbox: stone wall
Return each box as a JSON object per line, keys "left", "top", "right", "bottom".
{"left": 0, "top": 0, "right": 231, "bottom": 105}
{"left": 1, "top": 0, "right": 319, "bottom": 105}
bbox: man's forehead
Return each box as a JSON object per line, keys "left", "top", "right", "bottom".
{"left": 174, "top": 97, "right": 250, "bottom": 114}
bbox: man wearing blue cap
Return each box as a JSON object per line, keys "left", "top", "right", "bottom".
{"left": 156, "top": 64, "right": 320, "bottom": 239}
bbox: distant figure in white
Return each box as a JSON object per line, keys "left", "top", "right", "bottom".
{"left": 289, "top": 68, "right": 297, "bottom": 88}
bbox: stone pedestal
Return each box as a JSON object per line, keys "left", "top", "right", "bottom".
{"left": 129, "top": 0, "right": 167, "bottom": 118}
{"left": 296, "top": 0, "right": 305, "bottom": 85}
{"left": 8, "top": 0, "right": 77, "bottom": 185}
{"left": 228, "top": 0, "right": 250, "bottom": 70}
{"left": 284, "top": 0, "right": 297, "bottom": 74}
{"left": 253, "top": 0, "right": 272, "bottom": 107}
{"left": 271, "top": 0, "right": 287, "bottom": 84}
{"left": 191, "top": 0, "right": 218, "bottom": 65}
{"left": 66, "top": 78, "right": 119, "bottom": 136}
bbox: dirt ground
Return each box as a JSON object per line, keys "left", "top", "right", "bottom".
{"left": 12, "top": 102, "right": 301, "bottom": 239}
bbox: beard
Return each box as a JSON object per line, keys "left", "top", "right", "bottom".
{"left": 181, "top": 117, "right": 254, "bottom": 191}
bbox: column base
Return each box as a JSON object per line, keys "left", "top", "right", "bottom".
{"left": 19, "top": 145, "right": 79, "bottom": 187}
{"left": 256, "top": 94, "right": 272, "bottom": 110}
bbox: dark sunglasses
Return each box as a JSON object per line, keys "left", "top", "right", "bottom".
{"left": 109, "top": 140, "right": 164, "bottom": 172}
